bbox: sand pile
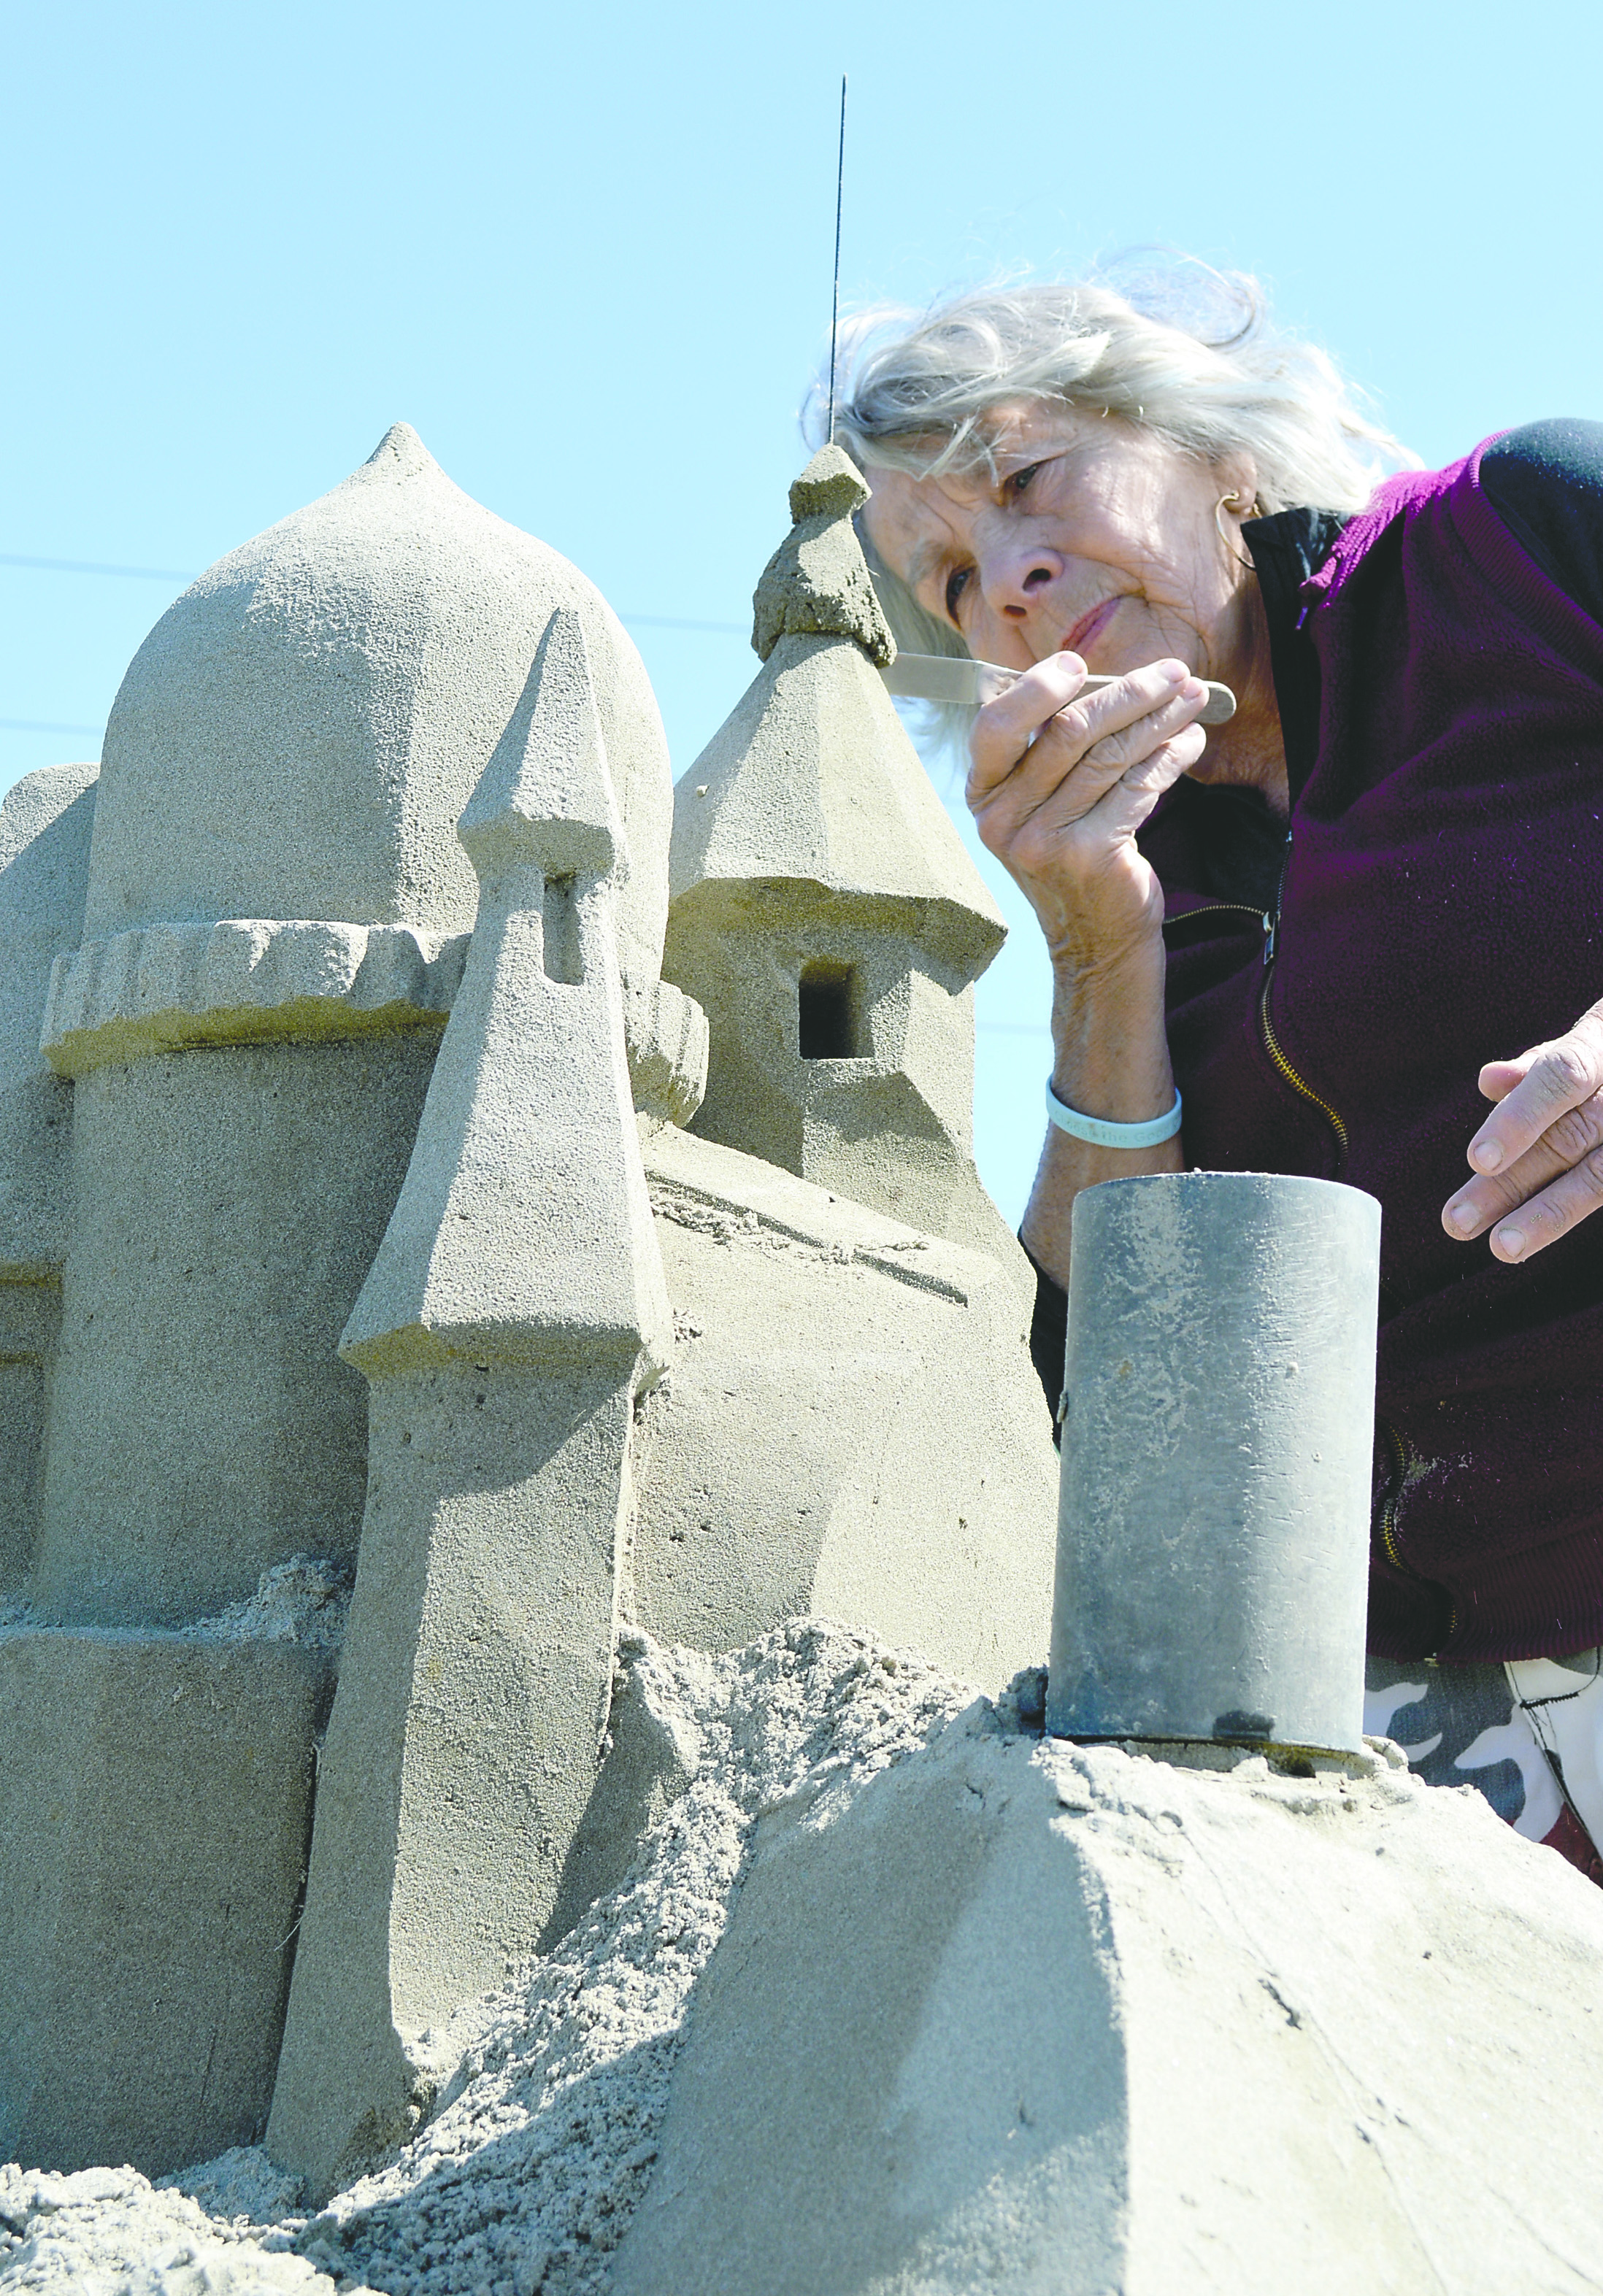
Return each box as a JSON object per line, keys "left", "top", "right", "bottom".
{"left": 17, "top": 1614, "right": 1601, "bottom": 2294}
{"left": 0, "top": 1622, "right": 980, "bottom": 2295}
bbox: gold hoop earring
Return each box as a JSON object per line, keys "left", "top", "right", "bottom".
{"left": 1216, "top": 491, "right": 1256, "bottom": 571}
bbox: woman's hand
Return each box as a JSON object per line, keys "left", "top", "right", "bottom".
{"left": 980, "top": 653, "right": 1207, "bottom": 1287}
{"left": 1442, "top": 1002, "right": 1603, "bottom": 1262}
{"left": 966, "top": 652, "right": 1210, "bottom": 971}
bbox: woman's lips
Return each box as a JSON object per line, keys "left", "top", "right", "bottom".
{"left": 1059, "top": 597, "right": 1120, "bottom": 658}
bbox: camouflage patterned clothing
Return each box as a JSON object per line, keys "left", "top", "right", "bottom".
{"left": 1364, "top": 1653, "right": 1603, "bottom": 1884}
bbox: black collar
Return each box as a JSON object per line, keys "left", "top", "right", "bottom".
{"left": 1242, "top": 506, "right": 1347, "bottom": 809}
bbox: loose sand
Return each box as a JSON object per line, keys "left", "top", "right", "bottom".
{"left": 1, "top": 1622, "right": 975, "bottom": 2295}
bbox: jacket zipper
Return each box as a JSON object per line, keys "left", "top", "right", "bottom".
{"left": 1376, "top": 1413, "right": 1456, "bottom": 1641}
{"left": 1164, "top": 862, "right": 1351, "bottom": 1168}
{"left": 1163, "top": 887, "right": 1349, "bottom": 1162}
{"left": 1258, "top": 976, "right": 1349, "bottom": 1168}
{"left": 1164, "top": 898, "right": 1267, "bottom": 936}
{"left": 1257, "top": 835, "right": 1348, "bottom": 1175}
{"left": 1377, "top": 1417, "right": 1409, "bottom": 1573}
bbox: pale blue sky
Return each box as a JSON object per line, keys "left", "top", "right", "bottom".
{"left": 7, "top": 0, "right": 1600, "bottom": 1222}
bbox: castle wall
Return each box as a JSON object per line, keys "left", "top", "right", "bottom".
{"left": 30, "top": 1037, "right": 437, "bottom": 1625}
{"left": 632, "top": 1125, "right": 1056, "bottom": 1690}
{"left": 0, "top": 1284, "right": 56, "bottom": 1598}
{"left": 0, "top": 761, "right": 98, "bottom": 1276}
{"left": 0, "top": 1628, "right": 329, "bottom": 2174}
{"left": 0, "top": 428, "right": 683, "bottom": 2180}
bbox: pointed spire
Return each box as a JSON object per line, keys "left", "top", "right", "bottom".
{"left": 751, "top": 444, "right": 895, "bottom": 667}
{"left": 342, "top": 606, "right": 666, "bottom": 1373}
{"left": 276, "top": 615, "right": 670, "bottom": 2193}
{"left": 359, "top": 420, "right": 437, "bottom": 476}
{"left": 458, "top": 608, "right": 623, "bottom": 886}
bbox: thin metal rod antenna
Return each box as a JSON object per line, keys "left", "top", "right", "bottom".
{"left": 826, "top": 74, "right": 847, "bottom": 444}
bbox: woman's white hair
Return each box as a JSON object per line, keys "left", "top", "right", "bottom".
{"left": 806, "top": 261, "right": 1415, "bottom": 664}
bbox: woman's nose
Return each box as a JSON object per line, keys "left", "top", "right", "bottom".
{"left": 983, "top": 547, "right": 1063, "bottom": 620}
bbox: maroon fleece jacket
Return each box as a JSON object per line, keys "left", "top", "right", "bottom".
{"left": 1139, "top": 441, "right": 1603, "bottom": 1664}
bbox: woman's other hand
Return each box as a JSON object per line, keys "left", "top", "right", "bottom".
{"left": 1442, "top": 1002, "right": 1603, "bottom": 1262}
{"left": 966, "top": 650, "right": 1209, "bottom": 967}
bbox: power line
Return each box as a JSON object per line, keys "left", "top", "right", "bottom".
{"left": 0, "top": 555, "right": 747, "bottom": 639}
{"left": 0, "top": 552, "right": 194, "bottom": 582}
{"left": 1, "top": 553, "right": 749, "bottom": 739}
{"left": 617, "top": 614, "right": 745, "bottom": 636}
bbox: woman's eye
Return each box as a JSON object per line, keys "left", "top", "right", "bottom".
{"left": 945, "top": 565, "right": 972, "bottom": 623}
{"left": 1008, "top": 462, "right": 1044, "bottom": 498}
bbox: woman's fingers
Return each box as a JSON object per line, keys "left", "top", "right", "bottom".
{"left": 1468, "top": 1009, "right": 1603, "bottom": 1173}
{"left": 966, "top": 654, "right": 1202, "bottom": 809}
{"left": 1444, "top": 1093, "right": 1603, "bottom": 1257}
{"left": 1477, "top": 1134, "right": 1603, "bottom": 1263}
{"left": 971, "top": 693, "right": 1207, "bottom": 857}
{"left": 967, "top": 657, "right": 1207, "bottom": 836}
{"left": 966, "top": 652, "right": 1098, "bottom": 799}
{"left": 964, "top": 650, "right": 1209, "bottom": 968}
{"left": 1015, "top": 723, "right": 1207, "bottom": 858}
{"left": 1442, "top": 1004, "right": 1603, "bottom": 1260}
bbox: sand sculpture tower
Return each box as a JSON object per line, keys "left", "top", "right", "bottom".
{"left": 31, "top": 423, "right": 680, "bottom": 1627}
{"left": 266, "top": 607, "right": 675, "bottom": 2187}
{"left": 0, "top": 760, "right": 97, "bottom": 1597}
{"left": 664, "top": 446, "right": 1014, "bottom": 1263}
{"left": 0, "top": 425, "right": 694, "bottom": 2176}
{"left": 614, "top": 448, "right": 1056, "bottom": 1741}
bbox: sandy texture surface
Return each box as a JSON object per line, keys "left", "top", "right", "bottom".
{"left": 1, "top": 1622, "right": 973, "bottom": 2295}
{"left": 11, "top": 1613, "right": 1599, "bottom": 2295}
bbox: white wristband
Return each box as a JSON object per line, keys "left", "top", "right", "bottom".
{"left": 1045, "top": 1079, "right": 1183, "bottom": 1149}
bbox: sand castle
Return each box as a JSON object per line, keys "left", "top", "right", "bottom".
{"left": 0, "top": 427, "right": 1057, "bottom": 2195}
{"left": 5, "top": 428, "right": 1603, "bottom": 2296}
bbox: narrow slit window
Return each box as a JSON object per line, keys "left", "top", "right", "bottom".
{"left": 542, "top": 874, "right": 583, "bottom": 985}
{"left": 798, "top": 961, "right": 861, "bottom": 1059}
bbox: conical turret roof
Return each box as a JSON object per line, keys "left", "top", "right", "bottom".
{"left": 669, "top": 447, "right": 1004, "bottom": 982}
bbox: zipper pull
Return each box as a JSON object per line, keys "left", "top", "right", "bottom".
{"left": 1264, "top": 829, "right": 1293, "bottom": 968}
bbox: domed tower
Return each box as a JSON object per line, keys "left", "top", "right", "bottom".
{"left": 664, "top": 445, "right": 1012, "bottom": 1265}
{"left": 30, "top": 422, "right": 679, "bottom": 1627}
{"left": 0, "top": 426, "right": 692, "bottom": 2178}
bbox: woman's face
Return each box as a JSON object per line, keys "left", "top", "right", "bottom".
{"left": 859, "top": 401, "right": 1258, "bottom": 692}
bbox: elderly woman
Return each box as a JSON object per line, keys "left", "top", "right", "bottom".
{"left": 831, "top": 274, "right": 1603, "bottom": 1878}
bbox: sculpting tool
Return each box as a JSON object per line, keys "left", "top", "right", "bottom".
{"left": 880, "top": 651, "right": 1237, "bottom": 725}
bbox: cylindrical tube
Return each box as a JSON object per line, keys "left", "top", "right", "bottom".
{"left": 1045, "top": 1171, "right": 1381, "bottom": 1755}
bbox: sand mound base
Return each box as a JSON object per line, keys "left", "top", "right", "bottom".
{"left": 7, "top": 1619, "right": 1603, "bottom": 2295}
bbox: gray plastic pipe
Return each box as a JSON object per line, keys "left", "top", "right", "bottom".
{"left": 1045, "top": 1171, "right": 1382, "bottom": 1756}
